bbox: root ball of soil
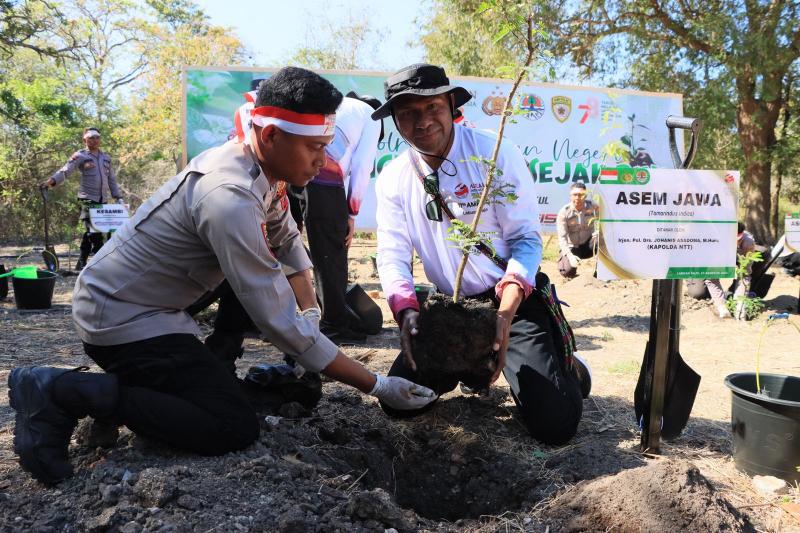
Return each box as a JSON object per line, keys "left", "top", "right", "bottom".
{"left": 411, "top": 293, "right": 497, "bottom": 392}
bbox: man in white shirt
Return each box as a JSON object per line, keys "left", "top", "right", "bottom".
{"left": 371, "top": 63, "right": 589, "bottom": 445}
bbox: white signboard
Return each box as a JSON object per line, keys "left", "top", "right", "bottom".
{"left": 184, "top": 68, "right": 683, "bottom": 232}
{"left": 89, "top": 204, "right": 130, "bottom": 233}
{"left": 595, "top": 169, "right": 738, "bottom": 280}
{"left": 786, "top": 213, "right": 800, "bottom": 253}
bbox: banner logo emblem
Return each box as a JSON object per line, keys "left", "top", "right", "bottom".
{"left": 599, "top": 165, "right": 650, "bottom": 185}
{"left": 519, "top": 94, "right": 545, "bottom": 120}
{"left": 551, "top": 96, "right": 572, "bottom": 123}
{"left": 482, "top": 89, "right": 507, "bottom": 116}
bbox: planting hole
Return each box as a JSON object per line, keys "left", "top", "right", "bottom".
{"left": 391, "top": 436, "right": 540, "bottom": 520}
{"left": 329, "top": 423, "right": 540, "bottom": 522}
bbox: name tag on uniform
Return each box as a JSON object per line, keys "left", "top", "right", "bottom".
{"left": 89, "top": 204, "right": 130, "bottom": 233}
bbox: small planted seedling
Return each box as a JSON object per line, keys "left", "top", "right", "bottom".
{"left": 726, "top": 251, "right": 765, "bottom": 321}
{"left": 410, "top": 3, "right": 548, "bottom": 391}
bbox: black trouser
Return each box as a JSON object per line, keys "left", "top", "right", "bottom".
{"left": 78, "top": 200, "right": 106, "bottom": 263}
{"left": 79, "top": 232, "right": 105, "bottom": 261}
{"left": 83, "top": 334, "right": 259, "bottom": 455}
{"left": 557, "top": 236, "right": 597, "bottom": 278}
{"left": 381, "top": 296, "right": 584, "bottom": 445}
{"left": 305, "top": 183, "right": 350, "bottom": 329}
{"left": 571, "top": 239, "right": 596, "bottom": 260}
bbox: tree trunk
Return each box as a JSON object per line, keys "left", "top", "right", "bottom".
{"left": 771, "top": 173, "right": 783, "bottom": 238}
{"left": 771, "top": 78, "right": 793, "bottom": 238}
{"left": 735, "top": 82, "right": 782, "bottom": 245}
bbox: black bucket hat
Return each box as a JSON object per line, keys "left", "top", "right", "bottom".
{"left": 371, "top": 63, "right": 472, "bottom": 120}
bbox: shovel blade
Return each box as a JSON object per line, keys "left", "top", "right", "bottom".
{"left": 635, "top": 343, "right": 701, "bottom": 440}
{"left": 42, "top": 247, "right": 58, "bottom": 272}
{"left": 661, "top": 353, "right": 700, "bottom": 440}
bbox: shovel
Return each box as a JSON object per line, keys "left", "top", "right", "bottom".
{"left": 635, "top": 116, "right": 702, "bottom": 449}
{"left": 40, "top": 187, "right": 59, "bottom": 272}
{"left": 635, "top": 280, "right": 701, "bottom": 440}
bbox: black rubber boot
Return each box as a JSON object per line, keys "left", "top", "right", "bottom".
{"left": 77, "top": 231, "right": 92, "bottom": 270}
{"left": 9, "top": 367, "right": 120, "bottom": 484}
{"left": 52, "top": 371, "right": 120, "bottom": 449}
{"left": 9, "top": 367, "right": 80, "bottom": 484}
{"left": 51, "top": 369, "right": 119, "bottom": 419}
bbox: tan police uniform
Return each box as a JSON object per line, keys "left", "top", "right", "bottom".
{"left": 556, "top": 200, "right": 598, "bottom": 255}
{"left": 72, "top": 140, "right": 338, "bottom": 373}
{"left": 51, "top": 148, "right": 121, "bottom": 203}
{"left": 50, "top": 148, "right": 123, "bottom": 267}
{"left": 556, "top": 200, "right": 598, "bottom": 277}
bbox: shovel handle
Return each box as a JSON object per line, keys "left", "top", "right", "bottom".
{"left": 666, "top": 115, "right": 701, "bottom": 170}
{"left": 665, "top": 116, "right": 700, "bottom": 131}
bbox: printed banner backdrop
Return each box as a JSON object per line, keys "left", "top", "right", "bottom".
{"left": 184, "top": 67, "right": 683, "bottom": 232}
{"left": 786, "top": 212, "right": 800, "bottom": 252}
{"left": 595, "top": 169, "right": 739, "bottom": 280}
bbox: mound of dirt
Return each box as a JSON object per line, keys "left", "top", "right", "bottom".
{"left": 546, "top": 459, "right": 754, "bottom": 532}
{"left": 411, "top": 293, "right": 497, "bottom": 392}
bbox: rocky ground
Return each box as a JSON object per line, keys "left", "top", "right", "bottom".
{"left": 1, "top": 239, "right": 800, "bottom": 532}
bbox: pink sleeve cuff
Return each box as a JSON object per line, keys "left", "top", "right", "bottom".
{"left": 348, "top": 197, "right": 361, "bottom": 217}
{"left": 387, "top": 294, "right": 420, "bottom": 322}
{"left": 495, "top": 273, "right": 533, "bottom": 301}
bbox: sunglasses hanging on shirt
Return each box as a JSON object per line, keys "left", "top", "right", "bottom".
{"left": 408, "top": 150, "right": 508, "bottom": 270}
{"left": 422, "top": 171, "right": 442, "bottom": 222}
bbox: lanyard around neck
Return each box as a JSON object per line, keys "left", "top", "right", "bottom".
{"left": 408, "top": 150, "right": 457, "bottom": 220}
{"left": 408, "top": 150, "right": 508, "bottom": 271}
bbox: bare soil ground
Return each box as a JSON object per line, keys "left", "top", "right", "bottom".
{"left": 1, "top": 239, "right": 800, "bottom": 532}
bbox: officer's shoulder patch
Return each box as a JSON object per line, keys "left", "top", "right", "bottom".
{"left": 69, "top": 151, "right": 83, "bottom": 161}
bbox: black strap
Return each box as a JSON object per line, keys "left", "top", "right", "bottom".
{"left": 409, "top": 150, "right": 508, "bottom": 270}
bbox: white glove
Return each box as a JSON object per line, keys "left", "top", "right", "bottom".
{"left": 567, "top": 253, "right": 579, "bottom": 268}
{"left": 116, "top": 197, "right": 125, "bottom": 204}
{"left": 369, "top": 374, "right": 437, "bottom": 410}
{"left": 299, "top": 307, "right": 321, "bottom": 327}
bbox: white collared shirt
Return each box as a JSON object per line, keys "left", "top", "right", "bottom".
{"left": 376, "top": 124, "right": 542, "bottom": 317}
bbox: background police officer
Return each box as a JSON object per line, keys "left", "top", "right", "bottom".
{"left": 40, "top": 127, "right": 123, "bottom": 269}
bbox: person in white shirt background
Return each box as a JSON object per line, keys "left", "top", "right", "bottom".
{"left": 301, "top": 92, "right": 384, "bottom": 343}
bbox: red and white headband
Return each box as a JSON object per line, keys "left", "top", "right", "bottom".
{"left": 251, "top": 106, "right": 336, "bottom": 136}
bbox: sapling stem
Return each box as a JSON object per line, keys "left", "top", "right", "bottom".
{"left": 452, "top": 13, "right": 535, "bottom": 303}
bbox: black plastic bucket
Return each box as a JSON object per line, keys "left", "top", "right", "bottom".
{"left": 345, "top": 283, "right": 383, "bottom": 335}
{"left": 12, "top": 269, "right": 57, "bottom": 310}
{"left": 724, "top": 372, "right": 800, "bottom": 482}
{"left": 0, "top": 264, "right": 7, "bottom": 299}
